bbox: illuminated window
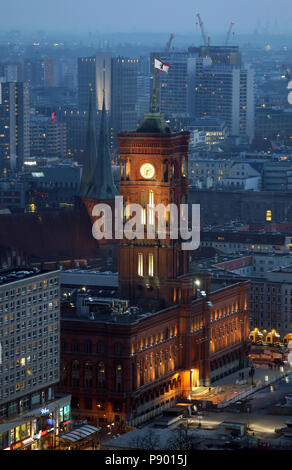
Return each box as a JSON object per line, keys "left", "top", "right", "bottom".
{"left": 266, "top": 210, "right": 272, "bottom": 222}
{"left": 149, "top": 191, "right": 154, "bottom": 225}
{"left": 121, "top": 160, "right": 126, "bottom": 178}
{"left": 97, "top": 362, "right": 105, "bottom": 388}
{"left": 116, "top": 365, "right": 122, "bottom": 392}
{"left": 141, "top": 207, "right": 146, "bottom": 224}
{"left": 148, "top": 254, "right": 154, "bottom": 277}
{"left": 138, "top": 253, "right": 143, "bottom": 276}
{"left": 182, "top": 157, "right": 186, "bottom": 177}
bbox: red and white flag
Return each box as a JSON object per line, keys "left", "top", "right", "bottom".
{"left": 154, "top": 57, "right": 169, "bottom": 74}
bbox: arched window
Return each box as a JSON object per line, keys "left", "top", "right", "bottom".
{"left": 97, "top": 342, "right": 105, "bottom": 354}
{"left": 84, "top": 362, "right": 93, "bottom": 388}
{"left": 169, "top": 345, "right": 173, "bottom": 371}
{"left": 114, "top": 343, "right": 122, "bottom": 356}
{"left": 170, "top": 163, "right": 175, "bottom": 180}
{"left": 163, "top": 161, "right": 168, "bottom": 182}
{"left": 97, "top": 361, "right": 105, "bottom": 388}
{"left": 148, "top": 190, "right": 154, "bottom": 225}
{"left": 155, "top": 354, "right": 159, "bottom": 378}
{"left": 182, "top": 157, "right": 186, "bottom": 177}
{"left": 85, "top": 341, "right": 92, "bottom": 354}
{"left": 149, "top": 353, "right": 153, "bottom": 381}
{"left": 148, "top": 253, "right": 154, "bottom": 277}
{"left": 126, "top": 159, "right": 131, "bottom": 179}
{"left": 144, "top": 357, "right": 148, "bottom": 384}
{"left": 121, "top": 159, "right": 126, "bottom": 179}
{"left": 159, "top": 351, "right": 163, "bottom": 376}
{"left": 116, "top": 364, "right": 122, "bottom": 392}
{"left": 72, "top": 360, "right": 80, "bottom": 387}
{"left": 138, "top": 253, "right": 143, "bottom": 277}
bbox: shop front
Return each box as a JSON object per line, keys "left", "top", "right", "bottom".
{"left": 2, "top": 395, "right": 71, "bottom": 450}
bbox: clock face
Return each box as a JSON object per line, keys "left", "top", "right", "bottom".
{"left": 140, "top": 163, "right": 155, "bottom": 179}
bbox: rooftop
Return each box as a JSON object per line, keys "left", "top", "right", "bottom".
{"left": 136, "top": 112, "right": 171, "bottom": 134}
{"left": 0, "top": 267, "right": 54, "bottom": 286}
{"left": 271, "top": 264, "right": 292, "bottom": 274}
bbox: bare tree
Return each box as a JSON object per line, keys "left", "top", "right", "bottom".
{"left": 129, "top": 429, "right": 161, "bottom": 450}
{"left": 166, "top": 427, "right": 199, "bottom": 450}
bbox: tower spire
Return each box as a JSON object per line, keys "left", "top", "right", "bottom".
{"left": 89, "top": 93, "right": 117, "bottom": 200}
{"left": 79, "top": 88, "right": 98, "bottom": 198}
{"left": 136, "top": 70, "right": 170, "bottom": 134}
{"left": 150, "top": 71, "right": 159, "bottom": 113}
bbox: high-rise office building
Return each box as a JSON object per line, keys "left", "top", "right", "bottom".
{"left": 30, "top": 115, "right": 67, "bottom": 159}
{"left": 0, "top": 268, "right": 71, "bottom": 450}
{"left": 77, "top": 56, "right": 96, "bottom": 111}
{"left": 0, "top": 82, "right": 30, "bottom": 172}
{"left": 193, "top": 64, "right": 255, "bottom": 143}
{"left": 0, "top": 63, "right": 20, "bottom": 82}
{"left": 110, "top": 57, "right": 139, "bottom": 145}
{"left": 150, "top": 51, "right": 196, "bottom": 122}
{"left": 78, "top": 52, "right": 111, "bottom": 112}
{"left": 197, "top": 45, "right": 242, "bottom": 66}
{"left": 137, "top": 56, "right": 151, "bottom": 119}
{"left": 152, "top": 46, "right": 254, "bottom": 143}
{"left": 23, "top": 58, "right": 54, "bottom": 87}
{"left": 56, "top": 106, "right": 101, "bottom": 163}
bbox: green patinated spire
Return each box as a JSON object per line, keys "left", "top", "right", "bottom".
{"left": 86, "top": 92, "right": 117, "bottom": 200}
{"left": 149, "top": 71, "right": 159, "bottom": 113}
{"left": 79, "top": 89, "right": 98, "bottom": 198}
{"left": 137, "top": 70, "right": 171, "bottom": 134}
{"left": 80, "top": 89, "right": 117, "bottom": 200}
{"left": 94, "top": 93, "right": 118, "bottom": 199}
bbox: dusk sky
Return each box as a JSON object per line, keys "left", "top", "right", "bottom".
{"left": 0, "top": 0, "right": 290, "bottom": 34}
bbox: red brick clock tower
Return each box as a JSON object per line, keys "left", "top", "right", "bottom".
{"left": 118, "top": 95, "right": 194, "bottom": 308}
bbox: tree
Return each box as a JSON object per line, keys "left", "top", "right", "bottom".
{"left": 129, "top": 429, "right": 161, "bottom": 450}
{"left": 166, "top": 427, "right": 199, "bottom": 450}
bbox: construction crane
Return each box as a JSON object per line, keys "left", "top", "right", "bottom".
{"left": 225, "top": 21, "right": 235, "bottom": 46}
{"left": 196, "top": 13, "right": 208, "bottom": 46}
{"left": 165, "top": 33, "right": 174, "bottom": 56}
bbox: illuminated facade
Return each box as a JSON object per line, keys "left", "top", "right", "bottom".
{"left": 78, "top": 53, "right": 111, "bottom": 112}
{"left": 194, "top": 65, "right": 255, "bottom": 143}
{"left": 0, "top": 268, "right": 71, "bottom": 450}
{"left": 58, "top": 106, "right": 250, "bottom": 427}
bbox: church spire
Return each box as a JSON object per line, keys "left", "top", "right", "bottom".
{"left": 92, "top": 92, "right": 118, "bottom": 199}
{"left": 80, "top": 87, "right": 117, "bottom": 201}
{"left": 79, "top": 88, "right": 98, "bottom": 198}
